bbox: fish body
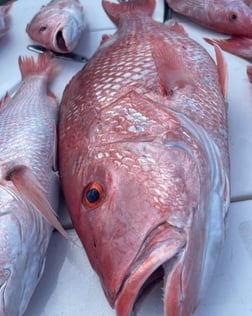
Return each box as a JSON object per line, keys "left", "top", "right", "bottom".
{"left": 26, "top": 0, "right": 86, "bottom": 53}
{"left": 0, "top": 53, "right": 60, "bottom": 315}
{"left": 166, "top": 0, "right": 252, "bottom": 37}
{"left": 0, "top": 2, "right": 12, "bottom": 39}
{"left": 59, "top": 0, "right": 230, "bottom": 315}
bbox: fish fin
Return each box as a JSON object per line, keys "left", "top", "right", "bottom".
{"left": 213, "top": 45, "right": 227, "bottom": 99}
{"left": 6, "top": 165, "right": 70, "bottom": 240}
{"left": 47, "top": 89, "right": 57, "bottom": 100}
{"left": 0, "top": 92, "right": 11, "bottom": 108}
{"left": 165, "top": 20, "right": 188, "bottom": 36}
{"left": 204, "top": 36, "right": 252, "bottom": 60}
{"left": 18, "top": 52, "right": 58, "bottom": 82}
{"left": 102, "top": 0, "right": 155, "bottom": 25}
{"left": 151, "top": 37, "right": 191, "bottom": 96}
{"left": 247, "top": 65, "right": 252, "bottom": 83}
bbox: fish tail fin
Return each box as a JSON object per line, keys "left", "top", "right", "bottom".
{"left": 18, "top": 52, "right": 57, "bottom": 82}
{"left": 102, "top": 0, "right": 155, "bottom": 25}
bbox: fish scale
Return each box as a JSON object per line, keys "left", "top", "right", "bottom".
{"left": 59, "top": 1, "right": 230, "bottom": 315}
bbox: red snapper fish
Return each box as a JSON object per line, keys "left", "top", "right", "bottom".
{"left": 59, "top": 0, "right": 230, "bottom": 315}
{"left": 166, "top": 0, "right": 252, "bottom": 36}
{"left": 26, "top": 0, "right": 86, "bottom": 53}
{"left": 0, "top": 2, "right": 12, "bottom": 39}
{"left": 0, "top": 53, "right": 67, "bottom": 315}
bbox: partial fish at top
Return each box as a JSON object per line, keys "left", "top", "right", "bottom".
{"left": 166, "top": 0, "right": 252, "bottom": 37}
{"left": 59, "top": 0, "right": 230, "bottom": 315}
{"left": 26, "top": 0, "right": 86, "bottom": 53}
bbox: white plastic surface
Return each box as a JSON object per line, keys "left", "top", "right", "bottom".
{"left": 1, "top": 1, "right": 252, "bottom": 315}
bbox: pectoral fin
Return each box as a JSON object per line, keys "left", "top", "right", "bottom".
{"left": 6, "top": 165, "right": 69, "bottom": 240}
{"left": 150, "top": 37, "right": 192, "bottom": 96}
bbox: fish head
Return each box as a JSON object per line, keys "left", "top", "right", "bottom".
{"left": 0, "top": 183, "right": 50, "bottom": 315}
{"left": 26, "top": 8, "right": 83, "bottom": 53}
{"left": 60, "top": 93, "right": 217, "bottom": 315}
{"left": 208, "top": 1, "right": 252, "bottom": 36}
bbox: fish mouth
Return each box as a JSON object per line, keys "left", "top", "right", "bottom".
{"left": 55, "top": 29, "right": 68, "bottom": 52}
{"left": 113, "top": 222, "right": 186, "bottom": 316}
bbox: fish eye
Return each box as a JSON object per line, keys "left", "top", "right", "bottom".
{"left": 229, "top": 12, "right": 238, "bottom": 21}
{"left": 82, "top": 182, "right": 104, "bottom": 209}
{"left": 39, "top": 25, "right": 47, "bottom": 32}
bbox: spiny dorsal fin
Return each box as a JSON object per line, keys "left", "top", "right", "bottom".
{"left": 18, "top": 52, "right": 57, "bottom": 82}
{"left": 7, "top": 165, "right": 70, "bottom": 240}
{"left": 102, "top": 0, "right": 155, "bottom": 25}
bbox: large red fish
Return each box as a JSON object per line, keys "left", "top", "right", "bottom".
{"left": 0, "top": 53, "right": 67, "bottom": 315}
{"left": 166, "top": 0, "right": 252, "bottom": 37}
{"left": 59, "top": 0, "right": 230, "bottom": 315}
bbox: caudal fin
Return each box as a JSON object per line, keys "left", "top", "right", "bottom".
{"left": 18, "top": 53, "right": 57, "bottom": 82}
{"left": 102, "top": 0, "right": 155, "bottom": 25}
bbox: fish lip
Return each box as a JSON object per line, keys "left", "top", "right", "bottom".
{"left": 112, "top": 222, "right": 186, "bottom": 315}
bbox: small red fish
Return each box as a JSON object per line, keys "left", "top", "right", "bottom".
{"left": 166, "top": 0, "right": 252, "bottom": 37}
{"left": 0, "top": 53, "right": 66, "bottom": 315}
{"left": 26, "top": 0, "right": 86, "bottom": 53}
{"left": 59, "top": 0, "right": 230, "bottom": 315}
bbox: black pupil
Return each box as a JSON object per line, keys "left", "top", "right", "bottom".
{"left": 86, "top": 188, "right": 100, "bottom": 203}
{"left": 230, "top": 14, "right": 237, "bottom": 20}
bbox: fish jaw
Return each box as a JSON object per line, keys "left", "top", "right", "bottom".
{"left": 114, "top": 224, "right": 186, "bottom": 316}
{"left": 0, "top": 185, "right": 52, "bottom": 316}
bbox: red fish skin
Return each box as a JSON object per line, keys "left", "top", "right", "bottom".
{"left": 166, "top": 0, "right": 252, "bottom": 37}
{"left": 59, "top": 0, "right": 229, "bottom": 315}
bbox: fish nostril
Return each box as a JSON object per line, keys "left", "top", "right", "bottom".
{"left": 56, "top": 30, "right": 68, "bottom": 52}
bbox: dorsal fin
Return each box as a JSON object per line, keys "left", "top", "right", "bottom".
{"left": 150, "top": 36, "right": 192, "bottom": 96}
{"left": 18, "top": 52, "right": 57, "bottom": 82}
{"left": 213, "top": 44, "right": 227, "bottom": 100}
{"left": 102, "top": 0, "right": 155, "bottom": 25}
{"left": 6, "top": 165, "right": 70, "bottom": 240}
